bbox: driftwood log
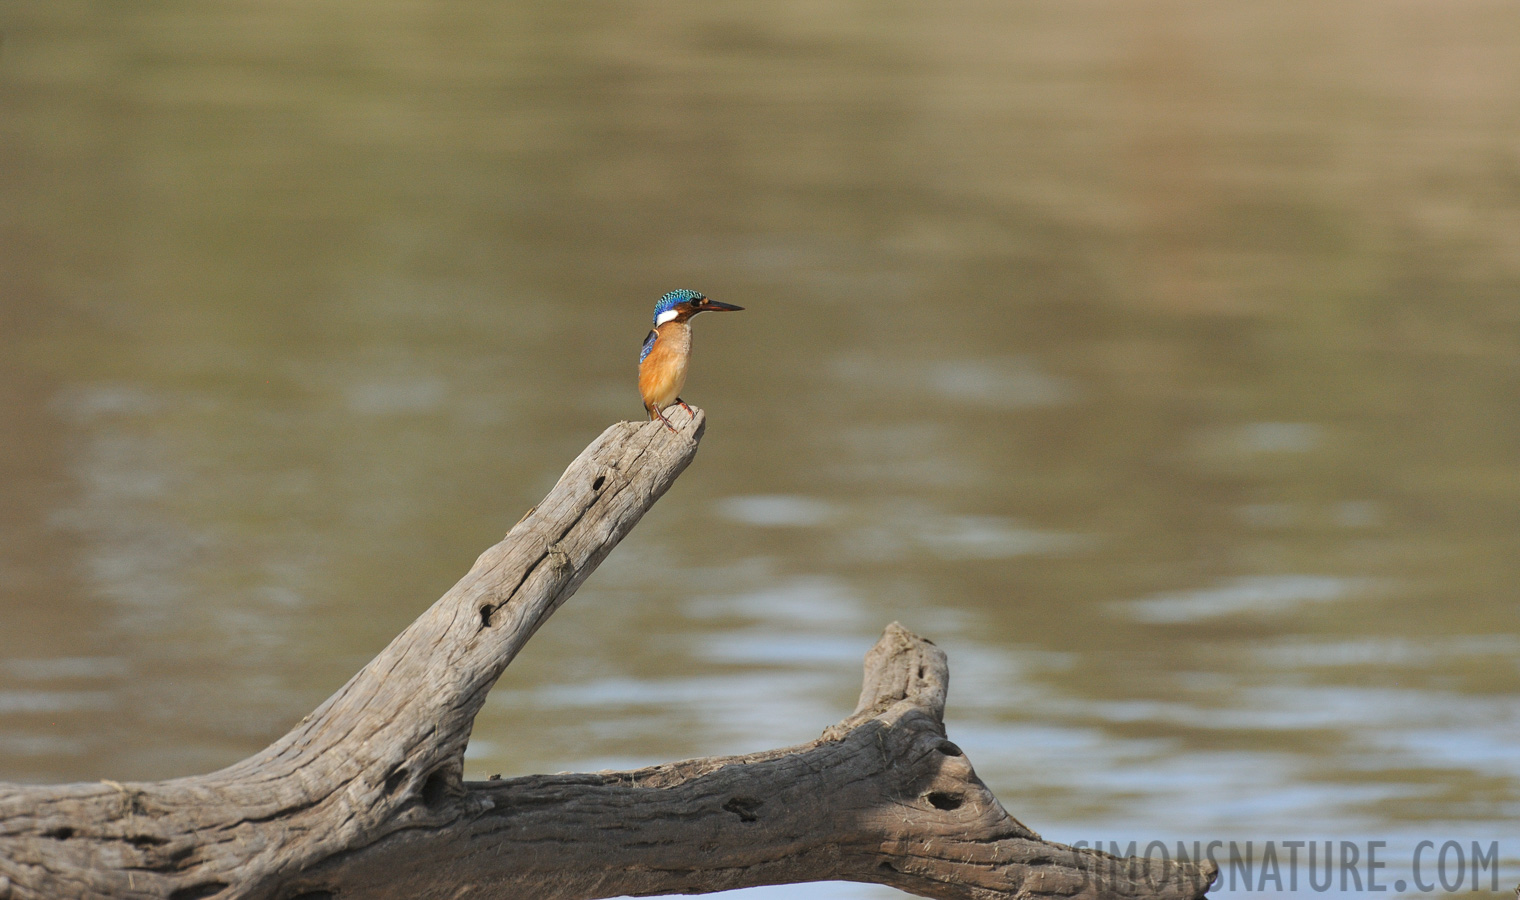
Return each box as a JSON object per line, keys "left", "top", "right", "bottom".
{"left": 0, "top": 408, "right": 1216, "bottom": 900}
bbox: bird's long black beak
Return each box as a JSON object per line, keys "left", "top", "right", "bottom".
{"left": 700, "top": 299, "right": 744, "bottom": 312}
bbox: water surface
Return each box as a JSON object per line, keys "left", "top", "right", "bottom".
{"left": 2, "top": 2, "right": 1517, "bottom": 897}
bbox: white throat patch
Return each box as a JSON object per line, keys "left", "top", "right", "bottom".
{"left": 654, "top": 309, "right": 680, "bottom": 326}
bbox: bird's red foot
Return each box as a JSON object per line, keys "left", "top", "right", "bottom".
{"left": 650, "top": 407, "right": 679, "bottom": 433}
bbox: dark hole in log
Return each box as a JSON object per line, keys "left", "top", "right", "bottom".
{"left": 128, "top": 833, "right": 169, "bottom": 847}
{"left": 878, "top": 861, "right": 897, "bottom": 873}
{"left": 722, "top": 796, "right": 762, "bottom": 823}
{"left": 168, "top": 882, "right": 228, "bottom": 900}
{"left": 936, "top": 741, "right": 963, "bottom": 756}
{"left": 926, "top": 791, "right": 963, "bottom": 810}
{"left": 383, "top": 767, "right": 408, "bottom": 797}
{"left": 422, "top": 768, "right": 451, "bottom": 807}
{"left": 44, "top": 826, "right": 74, "bottom": 840}
{"left": 285, "top": 892, "right": 336, "bottom": 900}
{"left": 480, "top": 605, "right": 493, "bottom": 628}
{"left": 917, "top": 665, "right": 925, "bottom": 679}
{"left": 592, "top": 474, "right": 606, "bottom": 490}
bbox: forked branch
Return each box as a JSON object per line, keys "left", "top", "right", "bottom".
{"left": 0, "top": 408, "right": 1215, "bottom": 900}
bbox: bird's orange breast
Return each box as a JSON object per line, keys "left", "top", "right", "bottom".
{"left": 638, "top": 322, "right": 691, "bottom": 411}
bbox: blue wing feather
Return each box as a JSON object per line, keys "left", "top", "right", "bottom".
{"left": 639, "top": 329, "right": 657, "bottom": 364}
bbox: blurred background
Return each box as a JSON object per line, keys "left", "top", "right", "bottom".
{"left": 1, "top": 2, "right": 1517, "bottom": 897}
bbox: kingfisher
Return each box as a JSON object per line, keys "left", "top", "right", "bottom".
{"left": 638, "top": 289, "right": 743, "bottom": 432}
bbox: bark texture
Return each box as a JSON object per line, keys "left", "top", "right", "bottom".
{"left": 0, "top": 408, "right": 1216, "bottom": 900}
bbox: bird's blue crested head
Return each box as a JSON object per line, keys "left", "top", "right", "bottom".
{"left": 653, "top": 289, "right": 704, "bottom": 323}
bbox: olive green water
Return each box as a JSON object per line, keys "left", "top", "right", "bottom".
{"left": 2, "top": 3, "right": 1517, "bottom": 897}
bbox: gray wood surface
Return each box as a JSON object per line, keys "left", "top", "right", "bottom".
{"left": 0, "top": 409, "right": 1215, "bottom": 900}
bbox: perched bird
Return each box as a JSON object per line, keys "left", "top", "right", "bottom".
{"left": 638, "top": 289, "right": 743, "bottom": 432}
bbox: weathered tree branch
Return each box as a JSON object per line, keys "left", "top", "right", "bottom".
{"left": 0, "top": 409, "right": 1216, "bottom": 900}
